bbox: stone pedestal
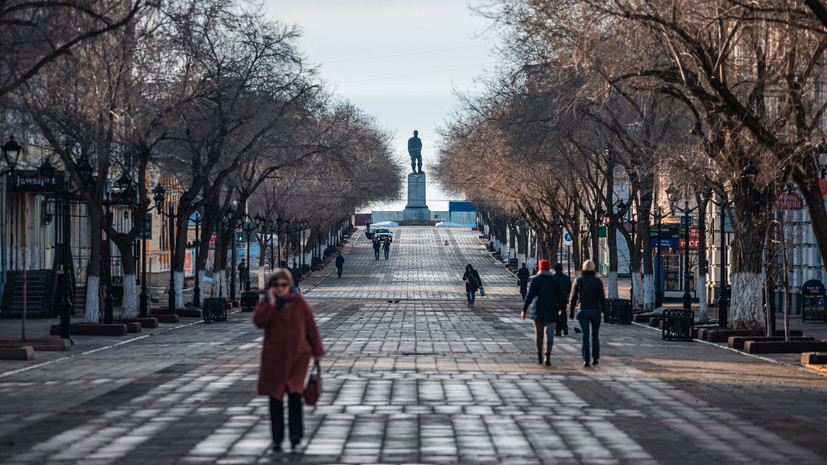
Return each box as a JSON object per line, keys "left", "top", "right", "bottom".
{"left": 402, "top": 173, "right": 431, "bottom": 222}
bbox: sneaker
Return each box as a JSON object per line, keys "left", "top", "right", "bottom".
{"left": 592, "top": 359, "right": 599, "bottom": 366}
{"left": 583, "top": 361, "right": 590, "bottom": 367}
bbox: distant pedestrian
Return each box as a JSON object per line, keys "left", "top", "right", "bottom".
{"left": 239, "top": 258, "right": 249, "bottom": 291}
{"left": 281, "top": 260, "right": 301, "bottom": 293}
{"left": 521, "top": 260, "right": 566, "bottom": 366}
{"left": 373, "top": 238, "right": 381, "bottom": 260}
{"left": 517, "top": 262, "right": 530, "bottom": 299}
{"left": 382, "top": 237, "right": 390, "bottom": 260}
{"left": 292, "top": 261, "right": 303, "bottom": 293}
{"left": 335, "top": 252, "right": 345, "bottom": 277}
{"left": 568, "top": 260, "right": 607, "bottom": 367}
{"left": 253, "top": 269, "right": 324, "bottom": 452}
{"left": 552, "top": 263, "right": 572, "bottom": 336}
{"left": 462, "top": 263, "right": 482, "bottom": 308}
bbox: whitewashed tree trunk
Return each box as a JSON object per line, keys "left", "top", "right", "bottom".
{"left": 122, "top": 273, "right": 137, "bottom": 318}
{"left": 85, "top": 276, "right": 100, "bottom": 323}
{"left": 174, "top": 271, "right": 184, "bottom": 309}
{"left": 608, "top": 271, "right": 619, "bottom": 299}
{"left": 643, "top": 273, "right": 655, "bottom": 310}
{"left": 258, "top": 263, "right": 265, "bottom": 289}
{"left": 196, "top": 267, "right": 205, "bottom": 302}
{"left": 697, "top": 275, "right": 708, "bottom": 321}
{"left": 632, "top": 271, "right": 644, "bottom": 309}
{"left": 730, "top": 272, "right": 764, "bottom": 329}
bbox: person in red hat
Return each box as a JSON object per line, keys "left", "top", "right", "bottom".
{"left": 521, "top": 259, "right": 566, "bottom": 366}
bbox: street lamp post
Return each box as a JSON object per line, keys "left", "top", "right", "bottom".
{"left": 191, "top": 203, "right": 209, "bottom": 307}
{"left": 675, "top": 199, "right": 698, "bottom": 310}
{"left": 654, "top": 206, "right": 664, "bottom": 308}
{"left": 152, "top": 183, "right": 187, "bottom": 314}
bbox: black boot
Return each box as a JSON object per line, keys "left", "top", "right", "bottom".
{"left": 544, "top": 353, "right": 551, "bottom": 366}
{"left": 537, "top": 352, "right": 543, "bottom": 364}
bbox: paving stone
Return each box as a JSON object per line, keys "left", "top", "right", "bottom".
{"left": 0, "top": 228, "right": 825, "bottom": 464}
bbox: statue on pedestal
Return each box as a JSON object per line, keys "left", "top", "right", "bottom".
{"left": 408, "top": 130, "right": 423, "bottom": 174}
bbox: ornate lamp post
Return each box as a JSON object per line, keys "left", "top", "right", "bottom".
{"left": 191, "top": 202, "right": 209, "bottom": 307}
{"left": 557, "top": 219, "right": 564, "bottom": 264}
{"left": 653, "top": 206, "right": 665, "bottom": 308}
{"left": 151, "top": 182, "right": 188, "bottom": 314}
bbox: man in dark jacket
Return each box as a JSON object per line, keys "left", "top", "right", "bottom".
{"left": 521, "top": 259, "right": 566, "bottom": 366}
{"left": 552, "top": 263, "right": 572, "bottom": 336}
{"left": 373, "top": 238, "right": 381, "bottom": 260}
{"left": 281, "top": 260, "right": 301, "bottom": 293}
{"left": 517, "top": 262, "right": 530, "bottom": 299}
{"left": 382, "top": 238, "right": 390, "bottom": 260}
{"left": 335, "top": 253, "right": 345, "bottom": 277}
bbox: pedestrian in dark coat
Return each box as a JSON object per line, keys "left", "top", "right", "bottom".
{"left": 462, "top": 264, "right": 482, "bottom": 308}
{"left": 552, "top": 263, "right": 572, "bottom": 336}
{"left": 335, "top": 253, "right": 345, "bottom": 277}
{"left": 521, "top": 260, "right": 565, "bottom": 366}
{"left": 253, "top": 269, "right": 324, "bottom": 451}
{"left": 569, "top": 260, "right": 607, "bottom": 367}
{"left": 517, "top": 262, "right": 530, "bottom": 299}
{"left": 373, "top": 238, "right": 381, "bottom": 260}
{"left": 292, "top": 261, "right": 302, "bottom": 293}
{"left": 382, "top": 238, "right": 391, "bottom": 260}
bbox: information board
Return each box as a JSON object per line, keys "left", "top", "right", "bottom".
{"left": 801, "top": 279, "right": 826, "bottom": 322}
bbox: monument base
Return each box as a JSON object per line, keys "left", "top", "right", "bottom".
{"left": 403, "top": 173, "right": 430, "bottom": 222}
{"left": 402, "top": 205, "right": 432, "bottom": 223}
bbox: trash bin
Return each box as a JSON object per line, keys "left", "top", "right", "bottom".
{"left": 662, "top": 309, "right": 694, "bottom": 341}
{"left": 240, "top": 291, "right": 260, "bottom": 313}
{"left": 203, "top": 297, "right": 227, "bottom": 322}
{"left": 607, "top": 298, "right": 632, "bottom": 324}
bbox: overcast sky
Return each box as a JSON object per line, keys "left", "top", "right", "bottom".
{"left": 261, "top": 0, "right": 498, "bottom": 212}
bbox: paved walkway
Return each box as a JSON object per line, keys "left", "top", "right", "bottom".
{"left": 0, "top": 228, "right": 825, "bottom": 464}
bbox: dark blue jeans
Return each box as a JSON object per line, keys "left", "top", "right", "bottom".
{"left": 577, "top": 309, "right": 602, "bottom": 362}
{"left": 466, "top": 291, "right": 476, "bottom": 304}
{"left": 270, "top": 392, "right": 303, "bottom": 444}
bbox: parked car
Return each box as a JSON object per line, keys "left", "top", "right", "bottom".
{"left": 375, "top": 228, "right": 393, "bottom": 242}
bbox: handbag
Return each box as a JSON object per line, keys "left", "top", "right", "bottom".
{"left": 479, "top": 286, "right": 486, "bottom": 296}
{"left": 303, "top": 364, "right": 323, "bottom": 406}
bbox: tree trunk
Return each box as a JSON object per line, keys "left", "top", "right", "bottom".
{"left": 172, "top": 203, "right": 190, "bottom": 309}
{"left": 696, "top": 195, "right": 709, "bottom": 321}
{"left": 85, "top": 208, "right": 103, "bottom": 323}
{"left": 120, "top": 242, "right": 137, "bottom": 318}
{"left": 729, "top": 182, "right": 772, "bottom": 329}
{"left": 607, "top": 220, "right": 618, "bottom": 298}
{"left": 639, "top": 212, "right": 655, "bottom": 311}
{"left": 794, "top": 169, "right": 827, "bottom": 278}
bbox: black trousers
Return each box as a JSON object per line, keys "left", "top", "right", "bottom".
{"left": 270, "top": 393, "right": 303, "bottom": 444}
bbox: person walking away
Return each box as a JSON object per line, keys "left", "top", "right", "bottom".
{"left": 373, "top": 238, "right": 381, "bottom": 260}
{"left": 280, "top": 260, "right": 301, "bottom": 292}
{"left": 462, "top": 264, "right": 482, "bottom": 308}
{"left": 335, "top": 252, "right": 345, "bottom": 278}
{"left": 517, "top": 262, "right": 530, "bottom": 300}
{"left": 253, "top": 269, "right": 324, "bottom": 452}
{"left": 239, "top": 258, "right": 249, "bottom": 291}
{"left": 382, "top": 237, "right": 391, "bottom": 260}
{"left": 568, "top": 260, "right": 607, "bottom": 367}
{"left": 521, "top": 260, "right": 565, "bottom": 366}
{"left": 552, "top": 263, "right": 572, "bottom": 336}
{"left": 292, "top": 261, "right": 302, "bottom": 293}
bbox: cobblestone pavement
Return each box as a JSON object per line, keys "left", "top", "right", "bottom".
{"left": 0, "top": 228, "right": 826, "bottom": 464}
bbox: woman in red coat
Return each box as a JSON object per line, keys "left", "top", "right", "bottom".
{"left": 253, "top": 269, "right": 324, "bottom": 452}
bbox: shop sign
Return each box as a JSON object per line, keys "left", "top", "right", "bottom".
{"left": 209, "top": 232, "right": 217, "bottom": 249}
{"left": 821, "top": 178, "right": 827, "bottom": 197}
{"left": 801, "top": 280, "right": 826, "bottom": 322}
{"left": 777, "top": 193, "right": 803, "bottom": 210}
{"left": 185, "top": 250, "right": 193, "bottom": 275}
{"left": 9, "top": 170, "right": 64, "bottom": 193}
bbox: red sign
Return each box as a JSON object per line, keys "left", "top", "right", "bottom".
{"left": 678, "top": 227, "right": 704, "bottom": 250}
{"left": 777, "top": 193, "right": 803, "bottom": 210}
{"left": 209, "top": 233, "right": 216, "bottom": 249}
{"left": 821, "top": 178, "right": 827, "bottom": 197}
{"left": 185, "top": 251, "right": 193, "bottom": 274}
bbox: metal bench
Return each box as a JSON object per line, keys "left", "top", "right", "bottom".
{"left": 662, "top": 309, "right": 694, "bottom": 341}
{"left": 240, "top": 291, "right": 260, "bottom": 313}
{"left": 203, "top": 297, "right": 227, "bottom": 323}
